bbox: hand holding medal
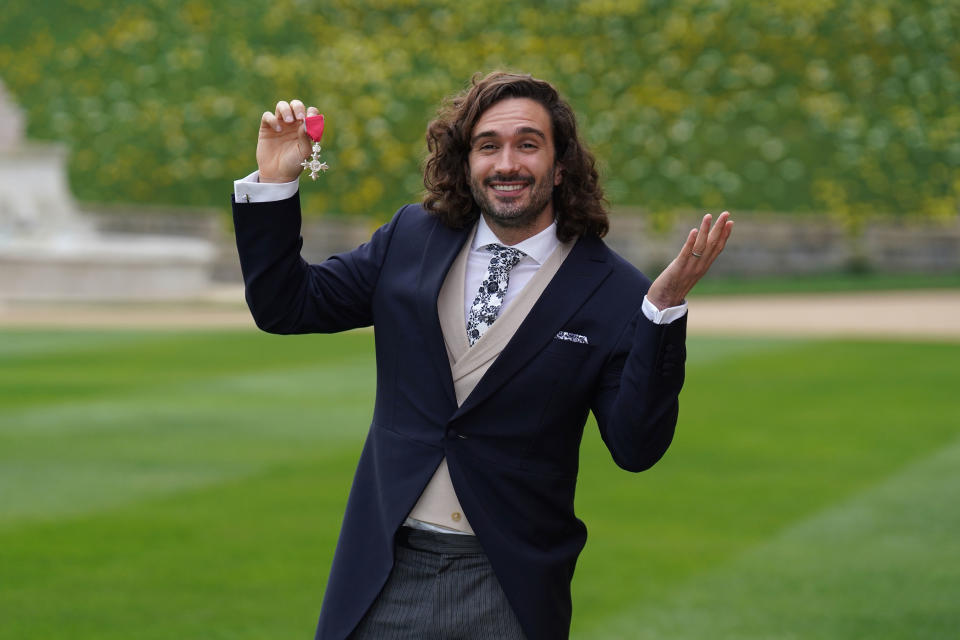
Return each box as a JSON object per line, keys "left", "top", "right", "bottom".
{"left": 256, "top": 99, "right": 330, "bottom": 183}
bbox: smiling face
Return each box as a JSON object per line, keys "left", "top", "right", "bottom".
{"left": 467, "top": 98, "right": 563, "bottom": 242}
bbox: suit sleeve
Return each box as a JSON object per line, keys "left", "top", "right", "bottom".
{"left": 590, "top": 311, "right": 687, "bottom": 472}
{"left": 232, "top": 192, "right": 403, "bottom": 334}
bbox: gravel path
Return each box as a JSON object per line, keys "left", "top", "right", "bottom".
{"left": 2, "top": 287, "right": 959, "bottom": 339}
{"left": 688, "top": 290, "right": 960, "bottom": 340}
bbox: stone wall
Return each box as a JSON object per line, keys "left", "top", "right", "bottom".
{"left": 603, "top": 210, "right": 960, "bottom": 277}
{"left": 95, "top": 208, "right": 960, "bottom": 286}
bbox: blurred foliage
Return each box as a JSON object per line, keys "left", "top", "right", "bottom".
{"left": 0, "top": 0, "right": 958, "bottom": 224}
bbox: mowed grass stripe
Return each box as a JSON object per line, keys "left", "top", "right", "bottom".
{"left": 1, "top": 331, "right": 958, "bottom": 639}
{"left": 580, "top": 433, "right": 960, "bottom": 639}
{"left": 0, "top": 330, "right": 175, "bottom": 359}
{"left": 0, "top": 455, "right": 358, "bottom": 640}
{"left": 0, "top": 329, "right": 373, "bottom": 409}
{"left": 1, "top": 359, "right": 377, "bottom": 436}
{"left": 0, "top": 460, "right": 239, "bottom": 526}
{"left": 1, "top": 329, "right": 375, "bottom": 526}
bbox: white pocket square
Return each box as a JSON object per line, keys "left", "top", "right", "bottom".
{"left": 555, "top": 331, "right": 588, "bottom": 344}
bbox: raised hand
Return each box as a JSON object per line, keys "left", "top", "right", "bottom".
{"left": 256, "top": 99, "right": 320, "bottom": 183}
{"left": 646, "top": 211, "right": 734, "bottom": 309}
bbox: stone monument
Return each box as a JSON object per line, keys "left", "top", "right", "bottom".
{"left": 0, "top": 81, "right": 215, "bottom": 300}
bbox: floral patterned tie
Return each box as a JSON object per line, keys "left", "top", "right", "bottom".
{"left": 466, "top": 243, "right": 526, "bottom": 346}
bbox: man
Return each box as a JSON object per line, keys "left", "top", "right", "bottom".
{"left": 232, "top": 71, "right": 732, "bottom": 640}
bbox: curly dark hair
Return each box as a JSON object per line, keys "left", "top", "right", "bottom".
{"left": 423, "top": 71, "right": 608, "bottom": 241}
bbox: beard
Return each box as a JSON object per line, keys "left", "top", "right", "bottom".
{"left": 469, "top": 168, "right": 555, "bottom": 229}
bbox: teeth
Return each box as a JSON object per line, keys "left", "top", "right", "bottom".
{"left": 492, "top": 184, "right": 524, "bottom": 191}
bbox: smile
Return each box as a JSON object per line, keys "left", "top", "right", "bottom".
{"left": 491, "top": 184, "right": 526, "bottom": 192}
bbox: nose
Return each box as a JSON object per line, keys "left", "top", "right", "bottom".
{"left": 493, "top": 146, "right": 522, "bottom": 175}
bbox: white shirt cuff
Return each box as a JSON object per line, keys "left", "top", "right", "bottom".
{"left": 642, "top": 295, "right": 688, "bottom": 325}
{"left": 233, "top": 170, "right": 299, "bottom": 203}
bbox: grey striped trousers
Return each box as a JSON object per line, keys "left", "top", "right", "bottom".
{"left": 349, "top": 527, "right": 528, "bottom": 639}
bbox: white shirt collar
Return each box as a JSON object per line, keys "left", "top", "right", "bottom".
{"left": 472, "top": 216, "right": 560, "bottom": 266}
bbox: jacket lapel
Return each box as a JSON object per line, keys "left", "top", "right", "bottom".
{"left": 452, "top": 234, "right": 613, "bottom": 420}
{"left": 416, "top": 218, "right": 472, "bottom": 408}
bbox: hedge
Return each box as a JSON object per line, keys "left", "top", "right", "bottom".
{"left": 1, "top": 0, "right": 957, "bottom": 226}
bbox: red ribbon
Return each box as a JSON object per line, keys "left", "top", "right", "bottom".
{"left": 305, "top": 114, "right": 325, "bottom": 142}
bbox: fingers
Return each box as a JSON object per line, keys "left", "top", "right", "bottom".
{"left": 708, "top": 211, "right": 731, "bottom": 242}
{"left": 280, "top": 99, "right": 312, "bottom": 122}
{"left": 260, "top": 110, "right": 280, "bottom": 133}
{"left": 276, "top": 100, "right": 295, "bottom": 125}
{"left": 688, "top": 211, "right": 733, "bottom": 262}
{"left": 263, "top": 100, "right": 317, "bottom": 133}
{"left": 680, "top": 227, "right": 698, "bottom": 260}
{"left": 690, "top": 213, "right": 712, "bottom": 258}
{"left": 706, "top": 211, "right": 733, "bottom": 258}
{"left": 714, "top": 215, "right": 734, "bottom": 254}
{"left": 290, "top": 99, "right": 308, "bottom": 121}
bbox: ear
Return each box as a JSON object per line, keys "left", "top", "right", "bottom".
{"left": 553, "top": 163, "right": 563, "bottom": 186}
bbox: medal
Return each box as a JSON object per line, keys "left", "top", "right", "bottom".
{"left": 300, "top": 114, "right": 329, "bottom": 180}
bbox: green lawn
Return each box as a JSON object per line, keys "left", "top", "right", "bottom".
{"left": 1, "top": 329, "right": 958, "bottom": 639}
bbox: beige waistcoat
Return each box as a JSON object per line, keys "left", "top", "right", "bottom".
{"left": 407, "top": 225, "right": 573, "bottom": 533}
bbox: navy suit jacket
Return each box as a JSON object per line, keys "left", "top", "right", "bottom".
{"left": 232, "top": 193, "right": 687, "bottom": 640}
